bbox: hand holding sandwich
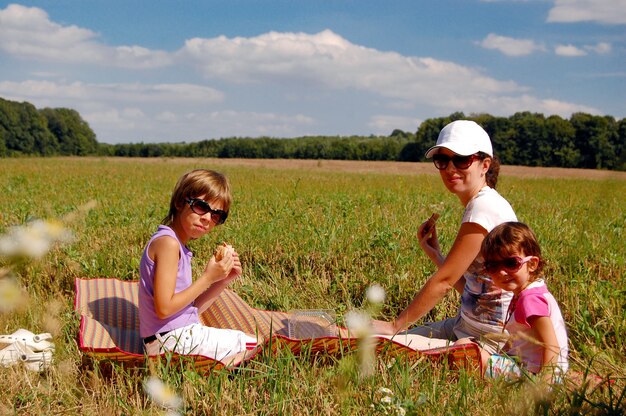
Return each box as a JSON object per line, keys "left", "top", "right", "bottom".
{"left": 418, "top": 213, "right": 444, "bottom": 267}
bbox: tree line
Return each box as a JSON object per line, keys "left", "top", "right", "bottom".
{"left": 0, "top": 98, "right": 99, "bottom": 157}
{"left": 1, "top": 97, "right": 624, "bottom": 171}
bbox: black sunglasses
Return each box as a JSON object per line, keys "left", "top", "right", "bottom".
{"left": 483, "top": 256, "right": 533, "bottom": 274}
{"left": 185, "top": 197, "right": 228, "bottom": 225}
{"left": 432, "top": 153, "right": 479, "bottom": 170}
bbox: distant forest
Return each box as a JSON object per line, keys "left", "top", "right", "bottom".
{"left": 2, "top": 97, "right": 625, "bottom": 171}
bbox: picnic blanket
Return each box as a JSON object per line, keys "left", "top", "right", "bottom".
{"left": 74, "top": 278, "right": 481, "bottom": 372}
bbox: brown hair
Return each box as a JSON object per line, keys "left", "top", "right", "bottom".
{"left": 162, "top": 169, "right": 232, "bottom": 226}
{"left": 478, "top": 151, "right": 500, "bottom": 189}
{"left": 481, "top": 222, "right": 545, "bottom": 280}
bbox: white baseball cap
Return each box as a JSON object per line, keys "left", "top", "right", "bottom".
{"left": 424, "top": 120, "right": 493, "bottom": 158}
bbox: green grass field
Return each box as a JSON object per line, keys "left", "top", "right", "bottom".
{"left": 1, "top": 157, "right": 624, "bottom": 415}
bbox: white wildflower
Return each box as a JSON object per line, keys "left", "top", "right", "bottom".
{"left": 366, "top": 284, "right": 386, "bottom": 304}
{"left": 345, "top": 310, "right": 372, "bottom": 338}
{"left": 377, "top": 387, "right": 394, "bottom": 396}
{"left": 143, "top": 376, "right": 183, "bottom": 411}
{"left": 0, "top": 277, "right": 27, "bottom": 313}
{"left": 0, "top": 219, "right": 74, "bottom": 260}
{"left": 394, "top": 405, "right": 407, "bottom": 415}
{"left": 345, "top": 309, "right": 377, "bottom": 377}
{"left": 359, "top": 334, "right": 377, "bottom": 377}
{"left": 381, "top": 395, "right": 393, "bottom": 405}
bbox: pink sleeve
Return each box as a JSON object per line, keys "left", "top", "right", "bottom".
{"left": 513, "top": 293, "right": 550, "bottom": 327}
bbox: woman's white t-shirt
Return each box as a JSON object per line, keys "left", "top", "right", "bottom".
{"left": 459, "top": 186, "right": 517, "bottom": 334}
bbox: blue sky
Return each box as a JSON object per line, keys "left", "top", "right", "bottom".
{"left": 0, "top": 1, "right": 624, "bottom": 144}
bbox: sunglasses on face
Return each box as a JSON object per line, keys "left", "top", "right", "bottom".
{"left": 185, "top": 197, "right": 228, "bottom": 225}
{"left": 432, "top": 153, "right": 479, "bottom": 170}
{"left": 483, "top": 255, "right": 534, "bottom": 274}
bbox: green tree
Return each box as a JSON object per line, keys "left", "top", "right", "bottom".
{"left": 474, "top": 114, "right": 514, "bottom": 164}
{"left": 415, "top": 117, "right": 451, "bottom": 161}
{"left": 0, "top": 98, "right": 58, "bottom": 155}
{"left": 40, "top": 108, "right": 98, "bottom": 156}
{"left": 508, "top": 112, "right": 548, "bottom": 166}
{"left": 545, "top": 115, "right": 578, "bottom": 168}
{"left": 570, "top": 113, "right": 616, "bottom": 169}
{"left": 0, "top": 130, "right": 7, "bottom": 156}
{"left": 616, "top": 118, "right": 626, "bottom": 171}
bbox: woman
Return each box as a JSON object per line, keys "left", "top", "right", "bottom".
{"left": 373, "top": 120, "right": 517, "bottom": 354}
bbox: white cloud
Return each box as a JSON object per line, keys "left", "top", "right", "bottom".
{"left": 86, "top": 107, "right": 147, "bottom": 131}
{"left": 478, "top": 33, "right": 612, "bottom": 59}
{"left": 479, "top": 33, "right": 546, "bottom": 56}
{"left": 200, "top": 110, "right": 314, "bottom": 137}
{"left": 76, "top": 107, "right": 315, "bottom": 142}
{"left": 0, "top": 80, "right": 227, "bottom": 141}
{"left": 180, "top": 30, "right": 352, "bottom": 83}
{"left": 368, "top": 115, "right": 420, "bottom": 135}
{"left": 485, "top": 94, "right": 599, "bottom": 115}
{"left": 112, "top": 46, "right": 172, "bottom": 69}
{"left": 0, "top": 80, "right": 223, "bottom": 105}
{"left": 0, "top": 5, "right": 604, "bottom": 142}
{"left": 555, "top": 44, "right": 588, "bottom": 56}
{"left": 99, "top": 110, "right": 314, "bottom": 142}
{"left": 584, "top": 42, "right": 612, "bottom": 54}
{"left": 555, "top": 42, "right": 612, "bottom": 56}
{"left": 539, "top": 98, "right": 599, "bottom": 115}
{"left": 155, "top": 111, "right": 179, "bottom": 122}
{"left": 30, "top": 71, "right": 61, "bottom": 78}
{"left": 0, "top": 4, "right": 172, "bottom": 68}
{"left": 547, "top": 0, "right": 626, "bottom": 24}
{"left": 180, "top": 30, "right": 526, "bottom": 108}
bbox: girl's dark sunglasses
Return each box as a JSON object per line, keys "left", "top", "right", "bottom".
{"left": 185, "top": 197, "right": 228, "bottom": 225}
{"left": 432, "top": 153, "right": 479, "bottom": 170}
{"left": 483, "top": 255, "right": 533, "bottom": 274}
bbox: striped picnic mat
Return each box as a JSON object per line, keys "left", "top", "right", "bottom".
{"left": 74, "top": 278, "right": 481, "bottom": 372}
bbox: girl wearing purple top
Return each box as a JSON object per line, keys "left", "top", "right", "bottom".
{"left": 139, "top": 169, "right": 256, "bottom": 361}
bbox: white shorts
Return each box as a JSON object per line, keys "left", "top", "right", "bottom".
{"left": 144, "top": 323, "right": 258, "bottom": 361}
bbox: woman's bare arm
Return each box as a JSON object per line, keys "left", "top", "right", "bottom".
{"left": 372, "top": 222, "right": 487, "bottom": 334}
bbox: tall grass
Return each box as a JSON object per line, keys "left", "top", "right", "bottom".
{"left": 0, "top": 157, "right": 624, "bottom": 414}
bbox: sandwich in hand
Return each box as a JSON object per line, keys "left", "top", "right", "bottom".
{"left": 214, "top": 242, "right": 233, "bottom": 261}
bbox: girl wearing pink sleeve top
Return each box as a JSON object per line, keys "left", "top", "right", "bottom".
{"left": 457, "top": 222, "right": 569, "bottom": 381}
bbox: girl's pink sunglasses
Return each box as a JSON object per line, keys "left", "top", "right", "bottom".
{"left": 483, "top": 255, "right": 534, "bottom": 274}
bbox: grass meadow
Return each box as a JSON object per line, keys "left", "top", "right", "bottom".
{"left": 0, "top": 157, "right": 624, "bottom": 415}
